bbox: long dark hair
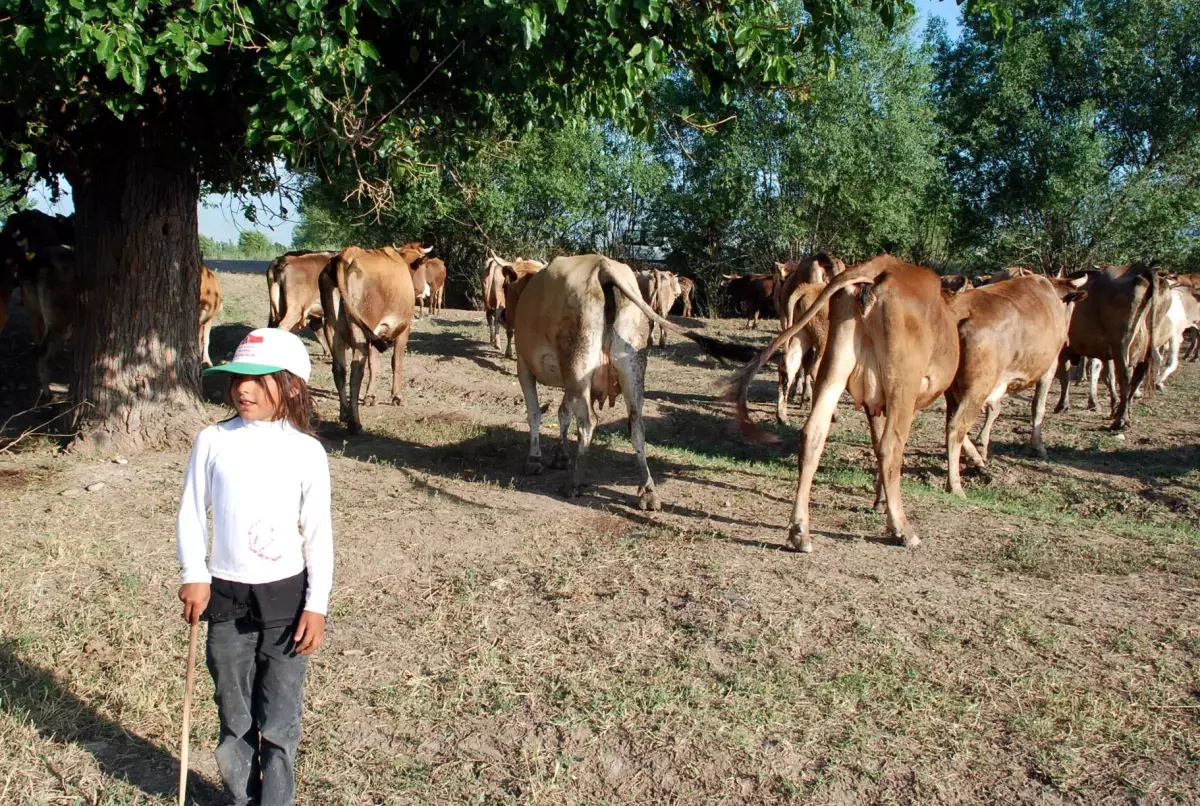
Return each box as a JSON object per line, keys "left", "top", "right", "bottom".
{"left": 226, "top": 369, "right": 315, "bottom": 434}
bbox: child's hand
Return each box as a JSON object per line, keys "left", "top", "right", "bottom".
{"left": 294, "top": 611, "right": 326, "bottom": 655}
{"left": 178, "top": 583, "right": 211, "bottom": 623}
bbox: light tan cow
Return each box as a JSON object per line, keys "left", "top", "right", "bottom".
{"left": 723, "top": 256, "right": 962, "bottom": 552}
{"left": 674, "top": 276, "right": 696, "bottom": 317}
{"left": 319, "top": 245, "right": 420, "bottom": 434}
{"left": 407, "top": 246, "right": 437, "bottom": 317}
{"left": 636, "top": 268, "right": 680, "bottom": 347}
{"left": 424, "top": 257, "right": 447, "bottom": 315}
{"left": 482, "top": 253, "right": 543, "bottom": 357}
{"left": 266, "top": 250, "right": 338, "bottom": 354}
{"left": 199, "top": 263, "right": 222, "bottom": 368}
{"left": 975, "top": 266, "right": 1035, "bottom": 286}
{"left": 771, "top": 254, "right": 846, "bottom": 423}
{"left": 502, "top": 254, "right": 747, "bottom": 510}
{"left": 944, "top": 274, "right": 1088, "bottom": 496}
{"left": 1154, "top": 284, "right": 1200, "bottom": 389}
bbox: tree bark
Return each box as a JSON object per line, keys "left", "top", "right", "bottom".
{"left": 67, "top": 146, "right": 207, "bottom": 454}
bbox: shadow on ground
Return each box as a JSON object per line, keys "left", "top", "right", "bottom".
{"left": 0, "top": 640, "right": 225, "bottom": 804}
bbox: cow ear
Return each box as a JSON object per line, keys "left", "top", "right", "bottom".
{"left": 774, "top": 262, "right": 788, "bottom": 278}
{"left": 501, "top": 265, "right": 520, "bottom": 284}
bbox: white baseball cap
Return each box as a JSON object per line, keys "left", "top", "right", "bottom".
{"left": 203, "top": 328, "right": 312, "bottom": 382}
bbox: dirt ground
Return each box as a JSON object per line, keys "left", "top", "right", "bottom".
{"left": 1, "top": 270, "right": 1198, "bottom": 805}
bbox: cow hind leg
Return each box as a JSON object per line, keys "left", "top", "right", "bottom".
{"left": 362, "top": 346, "right": 379, "bottom": 406}
{"left": 551, "top": 396, "right": 573, "bottom": 471}
{"left": 1053, "top": 357, "right": 1072, "bottom": 414}
{"left": 867, "top": 411, "right": 887, "bottom": 511}
{"left": 564, "top": 392, "right": 595, "bottom": 498}
{"left": 1030, "top": 367, "right": 1055, "bottom": 460}
{"left": 877, "top": 392, "right": 920, "bottom": 547}
{"left": 346, "top": 346, "right": 366, "bottom": 435}
{"left": 612, "top": 351, "right": 660, "bottom": 512}
{"left": 976, "top": 399, "right": 1003, "bottom": 463}
{"left": 390, "top": 325, "right": 411, "bottom": 407}
{"left": 1156, "top": 334, "right": 1181, "bottom": 391}
{"left": 776, "top": 339, "right": 804, "bottom": 425}
{"left": 517, "top": 359, "right": 544, "bottom": 475}
{"left": 199, "top": 320, "right": 214, "bottom": 368}
{"left": 310, "top": 317, "right": 332, "bottom": 356}
{"left": 331, "top": 326, "right": 352, "bottom": 428}
{"left": 788, "top": 323, "right": 856, "bottom": 553}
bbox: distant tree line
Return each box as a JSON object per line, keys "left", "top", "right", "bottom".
{"left": 200, "top": 231, "right": 289, "bottom": 262}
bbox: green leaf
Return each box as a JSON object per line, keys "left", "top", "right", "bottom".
{"left": 95, "top": 31, "right": 114, "bottom": 61}
{"left": 628, "top": 42, "right": 642, "bottom": 59}
{"left": 606, "top": 3, "right": 621, "bottom": 28}
{"left": 556, "top": 0, "right": 568, "bottom": 13}
{"left": 14, "top": 25, "right": 32, "bottom": 53}
{"left": 19, "top": 151, "right": 35, "bottom": 171}
{"left": 293, "top": 34, "right": 317, "bottom": 52}
{"left": 358, "top": 40, "right": 379, "bottom": 61}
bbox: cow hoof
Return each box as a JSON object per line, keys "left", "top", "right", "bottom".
{"left": 561, "top": 483, "right": 581, "bottom": 499}
{"left": 786, "top": 530, "right": 813, "bottom": 553}
{"left": 524, "top": 458, "right": 544, "bottom": 476}
{"left": 346, "top": 422, "right": 362, "bottom": 436}
{"left": 362, "top": 395, "right": 376, "bottom": 407}
{"left": 1155, "top": 383, "right": 1165, "bottom": 392}
{"left": 902, "top": 532, "right": 922, "bottom": 548}
{"left": 549, "top": 453, "right": 570, "bottom": 470}
{"left": 390, "top": 395, "right": 404, "bottom": 407}
{"left": 638, "top": 489, "right": 661, "bottom": 512}
{"left": 1110, "top": 420, "right": 1129, "bottom": 432}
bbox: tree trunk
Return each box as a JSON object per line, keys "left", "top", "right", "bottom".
{"left": 67, "top": 147, "right": 206, "bottom": 454}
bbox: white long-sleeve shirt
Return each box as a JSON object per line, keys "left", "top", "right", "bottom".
{"left": 176, "top": 417, "right": 334, "bottom": 614}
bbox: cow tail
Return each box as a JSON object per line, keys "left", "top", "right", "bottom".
{"left": 717, "top": 266, "right": 882, "bottom": 442}
{"left": 335, "top": 252, "right": 392, "bottom": 353}
{"left": 1144, "top": 274, "right": 1161, "bottom": 392}
{"left": 1122, "top": 269, "right": 1157, "bottom": 391}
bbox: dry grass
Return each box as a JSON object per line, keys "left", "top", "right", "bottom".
{"left": 0, "top": 270, "right": 1198, "bottom": 804}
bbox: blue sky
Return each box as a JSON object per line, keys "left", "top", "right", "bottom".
{"left": 30, "top": 0, "right": 961, "bottom": 246}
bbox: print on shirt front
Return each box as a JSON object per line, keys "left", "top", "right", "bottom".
{"left": 248, "top": 519, "right": 283, "bottom": 562}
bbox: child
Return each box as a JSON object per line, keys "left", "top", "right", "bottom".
{"left": 177, "top": 328, "right": 333, "bottom": 806}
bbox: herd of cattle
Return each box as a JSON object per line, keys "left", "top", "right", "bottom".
{"left": 2, "top": 206, "right": 1198, "bottom": 550}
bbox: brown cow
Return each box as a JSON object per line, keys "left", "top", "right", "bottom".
{"left": 423, "top": 257, "right": 447, "bottom": 315}
{"left": 944, "top": 274, "right": 1088, "bottom": 496}
{"left": 1, "top": 210, "right": 73, "bottom": 336}
{"left": 722, "top": 272, "right": 777, "bottom": 328}
{"left": 771, "top": 254, "right": 846, "bottom": 423}
{"left": 502, "top": 254, "right": 749, "bottom": 509}
{"left": 723, "top": 256, "right": 962, "bottom": 552}
{"left": 673, "top": 276, "right": 696, "bottom": 317}
{"left": 19, "top": 245, "right": 78, "bottom": 393}
{"left": 199, "top": 263, "right": 222, "bottom": 368}
{"left": 319, "top": 245, "right": 419, "bottom": 434}
{"left": 636, "top": 268, "right": 680, "bottom": 347}
{"left": 1053, "top": 263, "right": 1161, "bottom": 430}
{"left": 482, "top": 254, "right": 544, "bottom": 357}
{"left": 407, "top": 246, "right": 437, "bottom": 317}
{"left": 266, "top": 250, "right": 338, "bottom": 354}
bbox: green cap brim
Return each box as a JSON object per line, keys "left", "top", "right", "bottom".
{"left": 202, "top": 362, "right": 285, "bottom": 377}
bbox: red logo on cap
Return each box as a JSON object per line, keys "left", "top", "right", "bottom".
{"left": 245, "top": 334, "right": 264, "bottom": 344}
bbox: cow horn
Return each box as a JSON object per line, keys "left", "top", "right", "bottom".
{"left": 423, "top": 246, "right": 434, "bottom": 254}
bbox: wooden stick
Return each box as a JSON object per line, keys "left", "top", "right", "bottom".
{"left": 179, "top": 620, "right": 199, "bottom": 806}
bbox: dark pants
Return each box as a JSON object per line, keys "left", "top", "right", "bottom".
{"left": 206, "top": 619, "right": 309, "bottom": 806}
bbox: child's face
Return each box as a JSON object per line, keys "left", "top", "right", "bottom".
{"left": 229, "top": 374, "right": 282, "bottom": 422}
